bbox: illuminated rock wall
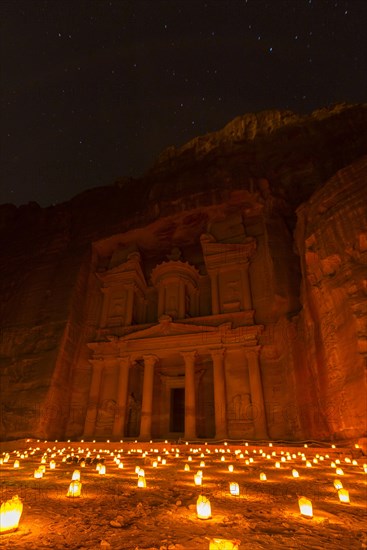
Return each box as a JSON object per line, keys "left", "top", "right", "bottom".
{"left": 0, "top": 104, "right": 366, "bottom": 442}
{"left": 293, "top": 156, "right": 367, "bottom": 441}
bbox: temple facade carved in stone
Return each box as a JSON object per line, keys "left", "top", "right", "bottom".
{"left": 84, "top": 233, "right": 268, "bottom": 440}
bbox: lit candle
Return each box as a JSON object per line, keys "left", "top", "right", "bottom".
{"left": 260, "top": 472, "right": 267, "bottom": 481}
{"left": 338, "top": 488, "right": 350, "bottom": 503}
{"left": 298, "top": 496, "right": 313, "bottom": 518}
{"left": 67, "top": 480, "right": 82, "bottom": 497}
{"left": 196, "top": 495, "right": 211, "bottom": 519}
{"left": 209, "top": 538, "right": 240, "bottom": 549}
{"left": 292, "top": 469, "right": 299, "bottom": 478}
{"left": 0, "top": 496, "right": 23, "bottom": 533}
{"left": 229, "top": 482, "right": 240, "bottom": 496}
{"left": 137, "top": 476, "right": 146, "bottom": 488}
{"left": 194, "top": 474, "right": 202, "bottom": 486}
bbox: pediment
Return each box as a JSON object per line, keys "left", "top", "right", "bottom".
{"left": 120, "top": 318, "right": 218, "bottom": 341}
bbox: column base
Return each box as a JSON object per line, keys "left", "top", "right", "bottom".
{"left": 215, "top": 432, "right": 228, "bottom": 440}
{"left": 138, "top": 434, "right": 152, "bottom": 441}
{"left": 255, "top": 431, "right": 269, "bottom": 440}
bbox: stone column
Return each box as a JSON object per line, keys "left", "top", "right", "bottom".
{"left": 209, "top": 270, "right": 220, "bottom": 315}
{"left": 139, "top": 355, "right": 158, "bottom": 440}
{"left": 157, "top": 284, "right": 165, "bottom": 318}
{"left": 210, "top": 348, "right": 228, "bottom": 439}
{"left": 240, "top": 262, "right": 252, "bottom": 310}
{"left": 178, "top": 280, "right": 186, "bottom": 319}
{"left": 181, "top": 351, "right": 197, "bottom": 440}
{"left": 246, "top": 348, "right": 268, "bottom": 439}
{"left": 100, "top": 288, "right": 110, "bottom": 328}
{"left": 83, "top": 360, "right": 104, "bottom": 438}
{"left": 125, "top": 285, "right": 135, "bottom": 325}
{"left": 112, "top": 356, "right": 131, "bottom": 439}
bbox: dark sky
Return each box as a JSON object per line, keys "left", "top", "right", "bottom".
{"left": 1, "top": 0, "right": 366, "bottom": 207}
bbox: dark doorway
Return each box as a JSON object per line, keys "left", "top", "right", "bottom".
{"left": 170, "top": 388, "right": 185, "bottom": 432}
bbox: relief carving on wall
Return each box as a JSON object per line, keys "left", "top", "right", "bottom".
{"left": 227, "top": 393, "right": 252, "bottom": 421}
{"left": 222, "top": 280, "right": 241, "bottom": 313}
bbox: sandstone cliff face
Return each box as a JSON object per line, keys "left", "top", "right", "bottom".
{"left": 0, "top": 104, "right": 366, "bottom": 442}
{"left": 293, "top": 156, "right": 367, "bottom": 441}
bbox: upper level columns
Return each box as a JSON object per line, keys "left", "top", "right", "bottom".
{"left": 181, "top": 351, "right": 198, "bottom": 440}
{"left": 209, "top": 270, "right": 220, "bottom": 315}
{"left": 83, "top": 359, "right": 104, "bottom": 438}
{"left": 246, "top": 348, "right": 268, "bottom": 439}
{"left": 210, "top": 348, "right": 228, "bottom": 439}
{"left": 112, "top": 356, "right": 131, "bottom": 439}
{"left": 125, "top": 285, "right": 135, "bottom": 326}
{"left": 240, "top": 262, "right": 252, "bottom": 310}
{"left": 139, "top": 354, "right": 159, "bottom": 440}
{"left": 178, "top": 280, "right": 186, "bottom": 319}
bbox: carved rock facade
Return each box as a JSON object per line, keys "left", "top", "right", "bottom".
{"left": 0, "top": 104, "right": 366, "bottom": 442}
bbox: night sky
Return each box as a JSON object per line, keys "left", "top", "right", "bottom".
{"left": 1, "top": 0, "right": 366, "bottom": 207}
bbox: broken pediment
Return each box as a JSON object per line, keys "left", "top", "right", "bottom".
{"left": 119, "top": 316, "right": 217, "bottom": 341}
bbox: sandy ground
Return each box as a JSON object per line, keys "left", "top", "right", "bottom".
{"left": 0, "top": 440, "right": 366, "bottom": 550}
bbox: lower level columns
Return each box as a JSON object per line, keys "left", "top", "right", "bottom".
{"left": 181, "top": 351, "right": 197, "bottom": 440}
{"left": 211, "top": 348, "right": 228, "bottom": 439}
{"left": 246, "top": 348, "right": 268, "bottom": 439}
{"left": 139, "top": 354, "right": 158, "bottom": 440}
{"left": 112, "top": 356, "right": 131, "bottom": 439}
{"left": 83, "top": 360, "right": 104, "bottom": 438}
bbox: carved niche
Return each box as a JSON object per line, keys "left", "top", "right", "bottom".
{"left": 151, "top": 250, "right": 200, "bottom": 320}
{"left": 200, "top": 233, "right": 257, "bottom": 314}
{"left": 97, "top": 251, "right": 148, "bottom": 327}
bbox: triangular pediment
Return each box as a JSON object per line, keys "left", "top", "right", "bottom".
{"left": 120, "top": 318, "right": 218, "bottom": 341}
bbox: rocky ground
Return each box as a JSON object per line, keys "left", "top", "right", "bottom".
{"left": 0, "top": 440, "right": 366, "bottom": 550}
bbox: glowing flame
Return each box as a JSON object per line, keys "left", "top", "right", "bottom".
{"left": 298, "top": 496, "right": 313, "bottom": 518}
{"left": 196, "top": 495, "right": 211, "bottom": 519}
{"left": 0, "top": 496, "right": 23, "bottom": 534}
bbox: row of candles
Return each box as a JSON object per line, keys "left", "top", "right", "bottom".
{"left": 1, "top": 441, "right": 366, "bottom": 534}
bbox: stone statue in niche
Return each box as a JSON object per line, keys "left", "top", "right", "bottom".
{"left": 166, "top": 293, "right": 178, "bottom": 318}
{"left": 111, "top": 293, "right": 126, "bottom": 317}
{"left": 127, "top": 392, "right": 141, "bottom": 436}
{"left": 97, "top": 399, "right": 116, "bottom": 430}
{"left": 166, "top": 247, "right": 182, "bottom": 261}
{"left": 229, "top": 393, "right": 252, "bottom": 421}
{"left": 225, "top": 280, "right": 241, "bottom": 302}
{"left": 185, "top": 293, "right": 191, "bottom": 317}
{"left": 222, "top": 279, "right": 241, "bottom": 312}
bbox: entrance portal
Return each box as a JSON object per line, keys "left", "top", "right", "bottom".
{"left": 170, "top": 388, "right": 185, "bottom": 433}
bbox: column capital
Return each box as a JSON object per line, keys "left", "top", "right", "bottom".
{"left": 118, "top": 355, "right": 131, "bottom": 367}
{"left": 142, "top": 354, "right": 159, "bottom": 368}
{"left": 180, "top": 350, "right": 198, "bottom": 363}
{"left": 244, "top": 346, "right": 261, "bottom": 359}
{"left": 89, "top": 357, "right": 105, "bottom": 369}
{"left": 209, "top": 347, "right": 226, "bottom": 359}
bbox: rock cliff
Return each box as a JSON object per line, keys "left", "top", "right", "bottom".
{"left": 0, "top": 103, "right": 366, "bottom": 442}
